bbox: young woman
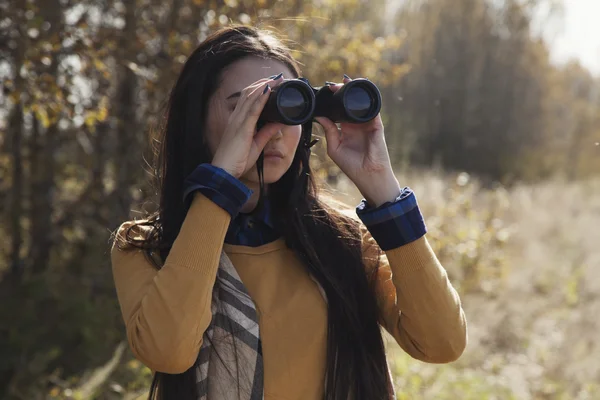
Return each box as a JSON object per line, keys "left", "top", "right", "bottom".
{"left": 111, "top": 26, "right": 467, "bottom": 400}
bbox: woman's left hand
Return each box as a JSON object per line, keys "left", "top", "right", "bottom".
{"left": 315, "top": 75, "right": 402, "bottom": 207}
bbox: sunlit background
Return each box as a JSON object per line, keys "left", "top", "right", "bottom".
{"left": 0, "top": 0, "right": 599, "bottom": 399}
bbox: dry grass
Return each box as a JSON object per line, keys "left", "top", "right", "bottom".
{"left": 325, "top": 170, "right": 600, "bottom": 399}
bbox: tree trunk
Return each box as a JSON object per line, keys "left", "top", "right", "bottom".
{"left": 28, "top": 0, "right": 62, "bottom": 274}
{"left": 7, "top": 0, "right": 27, "bottom": 278}
{"left": 8, "top": 103, "right": 24, "bottom": 278}
{"left": 112, "top": 1, "right": 139, "bottom": 225}
{"left": 28, "top": 119, "right": 58, "bottom": 274}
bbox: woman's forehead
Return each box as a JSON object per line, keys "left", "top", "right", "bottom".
{"left": 218, "top": 57, "right": 294, "bottom": 96}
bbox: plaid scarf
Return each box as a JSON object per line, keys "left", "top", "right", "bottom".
{"left": 195, "top": 251, "right": 265, "bottom": 399}
{"left": 194, "top": 251, "right": 395, "bottom": 400}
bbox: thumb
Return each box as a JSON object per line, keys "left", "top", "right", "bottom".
{"left": 315, "top": 117, "right": 340, "bottom": 153}
{"left": 253, "top": 122, "right": 284, "bottom": 151}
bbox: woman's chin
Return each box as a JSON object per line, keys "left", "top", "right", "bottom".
{"left": 243, "top": 168, "right": 287, "bottom": 185}
{"left": 261, "top": 169, "right": 286, "bottom": 184}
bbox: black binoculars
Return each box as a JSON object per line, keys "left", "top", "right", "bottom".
{"left": 258, "top": 78, "right": 382, "bottom": 126}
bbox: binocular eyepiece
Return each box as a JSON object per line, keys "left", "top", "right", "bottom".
{"left": 259, "top": 78, "right": 382, "bottom": 126}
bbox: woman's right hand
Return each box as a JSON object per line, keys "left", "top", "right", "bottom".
{"left": 211, "top": 75, "right": 285, "bottom": 179}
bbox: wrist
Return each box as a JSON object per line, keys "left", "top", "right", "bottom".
{"left": 359, "top": 172, "right": 401, "bottom": 207}
{"left": 210, "top": 161, "right": 240, "bottom": 179}
{"left": 183, "top": 163, "right": 253, "bottom": 218}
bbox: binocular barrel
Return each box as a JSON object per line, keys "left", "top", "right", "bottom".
{"left": 259, "top": 78, "right": 382, "bottom": 126}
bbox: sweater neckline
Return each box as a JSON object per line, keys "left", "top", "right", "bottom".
{"left": 223, "top": 237, "right": 287, "bottom": 255}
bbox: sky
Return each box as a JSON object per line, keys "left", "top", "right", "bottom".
{"left": 547, "top": 0, "right": 600, "bottom": 76}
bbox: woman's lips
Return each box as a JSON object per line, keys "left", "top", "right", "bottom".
{"left": 264, "top": 150, "right": 284, "bottom": 159}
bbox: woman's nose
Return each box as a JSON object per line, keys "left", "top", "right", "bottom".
{"left": 270, "top": 130, "right": 283, "bottom": 141}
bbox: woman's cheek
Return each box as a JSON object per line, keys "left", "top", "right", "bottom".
{"left": 286, "top": 126, "right": 302, "bottom": 151}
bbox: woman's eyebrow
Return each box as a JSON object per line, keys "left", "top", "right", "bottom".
{"left": 226, "top": 91, "right": 241, "bottom": 100}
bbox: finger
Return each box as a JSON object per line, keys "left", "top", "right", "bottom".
{"left": 230, "top": 81, "right": 270, "bottom": 127}
{"left": 248, "top": 77, "right": 274, "bottom": 96}
{"left": 242, "top": 79, "right": 271, "bottom": 104}
{"left": 235, "top": 83, "right": 271, "bottom": 135}
{"left": 328, "top": 84, "right": 341, "bottom": 93}
{"left": 233, "top": 75, "right": 282, "bottom": 137}
{"left": 326, "top": 74, "right": 353, "bottom": 94}
{"left": 246, "top": 83, "right": 271, "bottom": 119}
{"left": 237, "top": 74, "right": 281, "bottom": 114}
{"left": 238, "top": 76, "right": 277, "bottom": 103}
{"left": 267, "top": 72, "right": 285, "bottom": 88}
{"left": 229, "top": 79, "right": 269, "bottom": 119}
{"left": 248, "top": 73, "right": 284, "bottom": 96}
{"left": 315, "top": 116, "right": 340, "bottom": 152}
{"left": 325, "top": 78, "right": 346, "bottom": 93}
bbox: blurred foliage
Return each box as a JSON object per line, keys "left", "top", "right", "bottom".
{"left": 1, "top": 0, "right": 599, "bottom": 398}
{"left": 386, "top": 0, "right": 600, "bottom": 183}
{"left": 418, "top": 172, "right": 513, "bottom": 294}
{"left": 385, "top": 340, "right": 518, "bottom": 400}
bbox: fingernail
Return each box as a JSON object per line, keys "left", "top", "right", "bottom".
{"left": 343, "top": 74, "right": 350, "bottom": 80}
{"left": 263, "top": 84, "right": 270, "bottom": 94}
{"left": 273, "top": 72, "right": 284, "bottom": 80}
{"left": 268, "top": 74, "right": 277, "bottom": 79}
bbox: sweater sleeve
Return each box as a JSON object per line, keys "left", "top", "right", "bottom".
{"left": 361, "top": 226, "right": 468, "bottom": 363}
{"left": 110, "top": 193, "right": 230, "bottom": 374}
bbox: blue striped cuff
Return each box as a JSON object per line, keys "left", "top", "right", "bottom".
{"left": 183, "top": 163, "right": 253, "bottom": 218}
{"left": 356, "top": 187, "right": 427, "bottom": 251}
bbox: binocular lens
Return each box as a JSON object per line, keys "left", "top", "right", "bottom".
{"left": 279, "top": 86, "right": 309, "bottom": 120}
{"left": 258, "top": 77, "right": 381, "bottom": 126}
{"left": 345, "top": 86, "right": 374, "bottom": 119}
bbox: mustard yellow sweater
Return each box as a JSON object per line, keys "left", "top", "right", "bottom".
{"left": 111, "top": 193, "right": 467, "bottom": 399}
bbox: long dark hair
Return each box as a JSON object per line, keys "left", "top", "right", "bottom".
{"left": 116, "top": 25, "right": 391, "bottom": 400}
